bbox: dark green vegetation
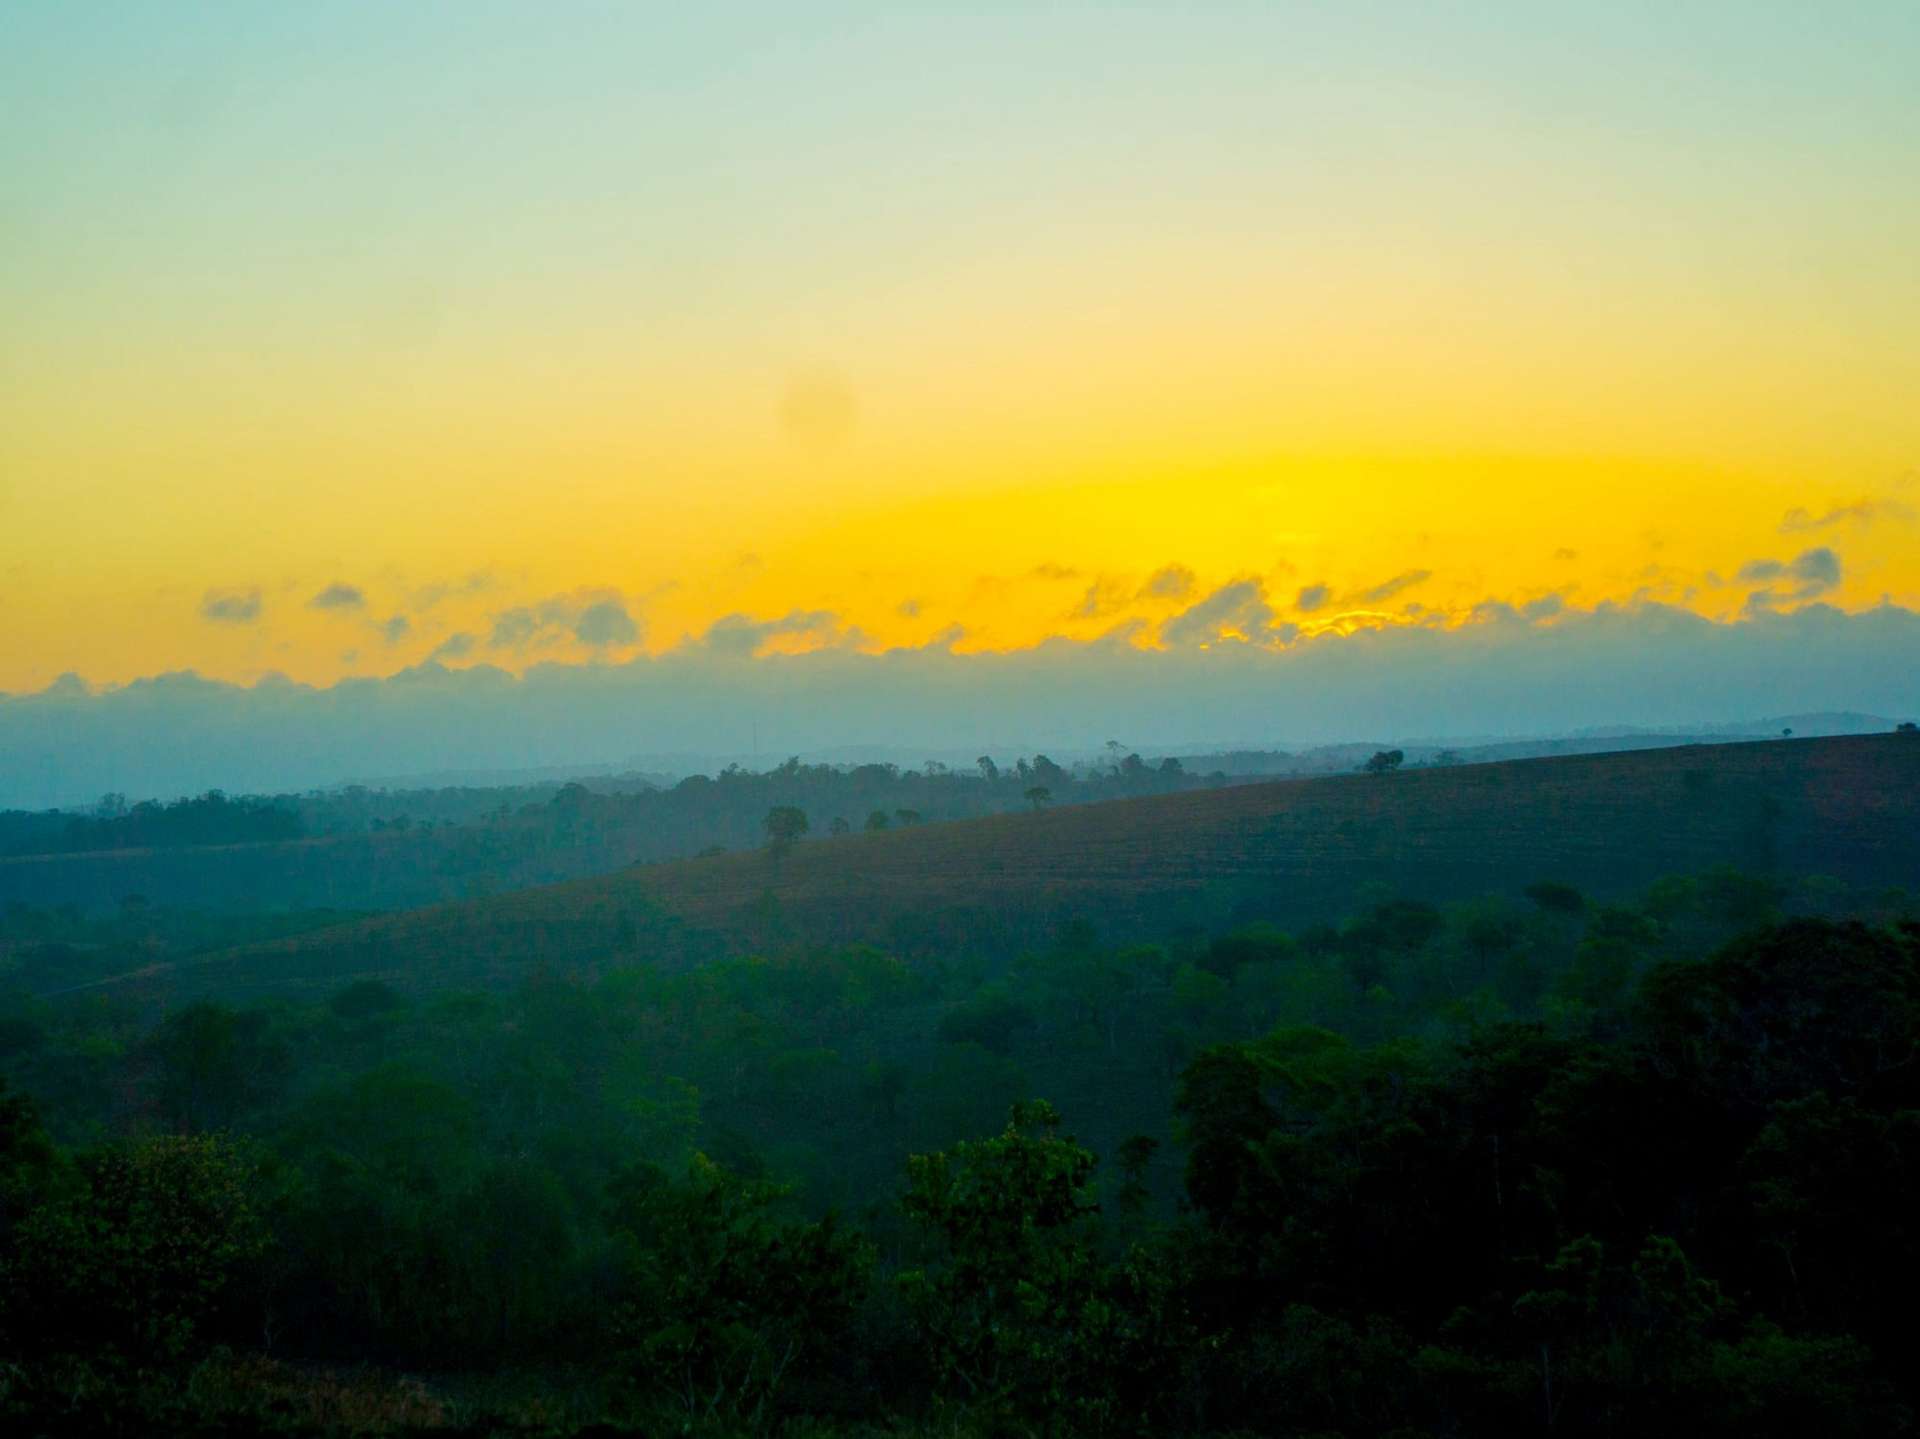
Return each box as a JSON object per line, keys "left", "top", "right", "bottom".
{"left": 1, "top": 735, "right": 1917, "bottom": 1434}
{"left": 0, "top": 753, "right": 1206, "bottom": 914}
{"left": 77, "top": 733, "right": 1920, "bottom": 1007}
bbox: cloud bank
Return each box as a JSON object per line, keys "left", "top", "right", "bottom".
{"left": 3, "top": 601, "right": 1917, "bottom": 808}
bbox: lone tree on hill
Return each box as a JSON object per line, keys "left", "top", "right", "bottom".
{"left": 1364, "top": 749, "right": 1405, "bottom": 775}
{"left": 1024, "top": 786, "right": 1052, "bottom": 810}
{"left": 763, "top": 806, "right": 810, "bottom": 849}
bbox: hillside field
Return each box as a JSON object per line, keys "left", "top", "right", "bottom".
{"left": 51, "top": 732, "right": 1916, "bottom": 1006}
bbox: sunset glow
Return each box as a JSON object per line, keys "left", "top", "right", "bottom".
{"left": 3, "top": 3, "right": 1917, "bottom": 696}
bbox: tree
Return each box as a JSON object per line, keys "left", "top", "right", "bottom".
{"left": 10, "top": 1134, "right": 268, "bottom": 1362}
{"left": 894, "top": 808, "right": 923, "bottom": 826}
{"left": 865, "top": 809, "right": 891, "bottom": 831}
{"left": 1029, "top": 754, "right": 1068, "bottom": 786}
{"left": 1363, "top": 749, "right": 1404, "bottom": 775}
{"left": 860, "top": 1059, "right": 908, "bottom": 1122}
{"left": 1526, "top": 879, "right": 1587, "bottom": 916}
{"left": 0, "top": 1079, "right": 62, "bottom": 1252}
{"left": 828, "top": 815, "right": 851, "bottom": 837}
{"left": 1024, "top": 786, "right": 1052, "bottom": 810}
{"left": 1175, "top": 1045, "right": 1275, "bottom": 1226}
{"left": 938, "top": 986, "right": 1034, "bottom": 1056}
{"left": 1114, "top": 1134, "right": 1160, "bottom": 1220}
{"left": 897, "top": 1101, "right": 1103, "bottom": 1413}
{"left": 148, "top": 1001, "right": 290, "bottom": 1131}
{"left": 977, "top": 755, "right": 1000, "bottom": 782}
{"left": 1898, "top": 721, "right": 1918, "bottom": 734}
{"left": 607, "top": 1155, "right": 871, "bottom": 1429}
{"left": 763, "top": 805, "right": 809, "bottom": 849}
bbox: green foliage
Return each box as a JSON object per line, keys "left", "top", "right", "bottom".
{"left": 6, "top": 1133, "right": 267, "bottom": 1362}
{"left": 898, "top": 1101, "right": 1107, "bottom": 1423}
{"left": 606, "top": 1153, "right": 872, "bottom": 1429}
{"left": 1, "top": 874, "right": 1915, "bottom": 1433}
{"left": 935, "top": 984, "right": 1033, "bottom": 1055}
{"left": 0, "top": 1079, "right": 63, "bottom": 1248}
{"left": 149, "top": 1001, "right": 292, "bottom": 1131}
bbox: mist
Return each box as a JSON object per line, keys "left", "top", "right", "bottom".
{"left": 5, "top": 600, "right": 1916, "bottom": 808}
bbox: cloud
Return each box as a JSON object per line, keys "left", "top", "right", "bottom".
{"left": 1138, "top": 564, "right": 1195, "bottom": 602}
{"left": 701, "top": 609, "right": 849, "bottom": 658}
{"left": 574, "top": 599, "right": 640, "bottom": 649}
{"left": 1780, "top": 499, "right": 1914, "bottom": 533}
{"left": 428, "top": 632, "right": 476, "bottom": 662}
{"left": 199, "top": 588, "right": 262, "bottom": 624}
{"left": 489, "top": 591, "right": 640, "bottom": 651}
{"left": 309, "top": 583, "right": 366, "bottom": 611}
{"left": 1521, "top": 594, "right": 1565, "bottom": 621}
{"left": 490, "top": 607, "right": 542, "bottom": 649}
{"left": 1030, "top": 563, "right": 1080, "bottom": 581}
{"left": 897, "top": 599, "right": 923, "bottom": 618}
{"left": 9, "top": 601, "right": 1918, "bottom": 810}
{"left": 7, "top": 599, "right": 1912, "bottom": 806}
{"left": 379, "top": 615, "right": 411, "bottom": 645}
{"left": 1737, "top": 547, "right": 1842, "bottom": 614}
{"left": 410, "top": 571, "right": 499, "bottom": 612}
{"left": 1351, "top": 569, "right": 1432, "bottom": 605}
{"left": 1161, "top": 580, "right": 1293, "bottom": 647}
{"left": 1295, "top": 583, "right": 1331, "bottom": 613}
{"left": 1737, "top": 547, "right": 1841, "bottom": 590}
{"left": 1553, "top": 548, "right": 1579, "bottom": 562}
{"left": 1796, "top": 548, "right": 1842, "bottom": 587}
{"left": 923, "top": 623, "right": 966, "bottom": 651}
{"left": 1071, "top": 578, "right": 1132, "bottom": 621}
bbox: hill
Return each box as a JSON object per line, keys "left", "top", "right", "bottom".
{"left": 60, "top": 733, "right": 1920, "bottom": 1004}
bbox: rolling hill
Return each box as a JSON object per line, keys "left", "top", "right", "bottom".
{"left": 62, "top": 733, "right": 1920, "bottom": 1004}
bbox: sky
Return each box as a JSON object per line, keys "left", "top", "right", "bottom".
{"left": 2, "top": 2, "right": 1918, "bottom": 794}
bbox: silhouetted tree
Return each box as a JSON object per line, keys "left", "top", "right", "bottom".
{"left": 1024, "top": 786, "right": 1052, "bottom": 810}
{"left": 1526, "top": 879, "right": 1587, "bottom": 916}
{"left": 1363, "top": 749, "right": 1404, "bottom": 775}
{"left": 763, "top": 806, "right": 809, "bottom": 849}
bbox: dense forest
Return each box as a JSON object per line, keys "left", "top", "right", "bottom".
{"left": 3, "top": 849, "right": 1917, "bottom": 1434}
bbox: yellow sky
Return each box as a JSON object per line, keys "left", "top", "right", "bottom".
{"left": 3, "top": 5, "right": 1918, "bottom": 693}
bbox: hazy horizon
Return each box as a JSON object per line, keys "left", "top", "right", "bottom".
{"left": 5, "top": 596, "right": 1916, "bottom": 807}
